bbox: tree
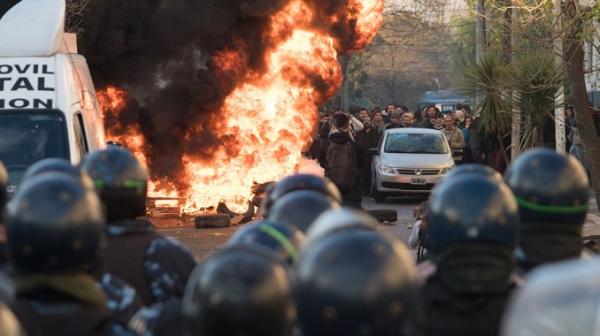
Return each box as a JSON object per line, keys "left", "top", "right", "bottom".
{"left": 563, "top": 0, "right": 600, "bottom": 208}
{"left": 359, "top": 9, "right": 453, "bottom": 107}
{"left": 65, "top": 0, "right": 90, "bottom": 34}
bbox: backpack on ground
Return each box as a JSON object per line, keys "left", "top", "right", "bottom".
{"left": 325, "top": 141, "right": 358, "bottom": 192}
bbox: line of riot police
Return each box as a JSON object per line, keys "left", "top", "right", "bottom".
{"left": 0, "top": 146, "right": 594, "bottom": 336}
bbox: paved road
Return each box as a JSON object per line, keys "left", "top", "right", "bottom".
{"left": 160, "top": 197, "right": 422, "bottom": 261}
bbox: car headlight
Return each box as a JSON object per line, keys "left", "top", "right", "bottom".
{"left": 441, "top": 166, "right": 454, "bottom": 175}
{"left": 378, "top": 164, "right": 395, "bottom": 175}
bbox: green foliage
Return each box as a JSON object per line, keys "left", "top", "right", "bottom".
{"left": 510, "top": 52, "right": 564, "bottom": 147}
{"left": 463, "top": 53, "right": 512, "bottom": 134}
{"left": 447, "top": 17, "right": 477, "bottom": 79}
{"left": 510, "top": 52, "right": 564, "bottom": 122}
{"left": 462, "top": 50, "right": 563, "bottom": 141}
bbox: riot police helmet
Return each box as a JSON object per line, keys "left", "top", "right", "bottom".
{"left": 6, "top": 173, "right": 104, "bottom": 273}
{"left": 295, "top": 229, "right": 421, "bottom": 336}
{"left": 427, "top": 174, "right": 519, "bottom": 255}
{"left": 182, "top": 245, "right": 295, "bottom": 336}
{"left": 80, "top": 148, "right": 148, "bottom": 221}
{"left": 268, "top": 190, "right": 339, "bottom": 233}
{"left": 306, "top": 207, "right": 377, "bottom": 243}
{"left": 228, "top": 220, "right": 306, "bottom": 264}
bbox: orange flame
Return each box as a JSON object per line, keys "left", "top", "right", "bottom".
{"left": 99, "top": 0, "right": 383, "bottom": 213}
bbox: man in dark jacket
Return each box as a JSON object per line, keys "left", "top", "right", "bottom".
{"left": 319, "top": 113, "right": 364, "bottom": 209}
{"left": 7, "top": 174, "right": 134, "bottom": 336}
{"left": 413, "top": 105, "right": 439, "bottom": 129}
{"left": 356, "top": 115, "right": 380, "bottom": 196}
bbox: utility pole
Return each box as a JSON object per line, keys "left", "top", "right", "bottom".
{"left": 475, "top": 0, "right": 486, "bottom": 107}
{"left": 554, "top": 0, "right": 566, "bottom": 153}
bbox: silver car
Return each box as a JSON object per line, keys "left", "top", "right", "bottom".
{"left": 371, "top": 128, "right": 454, "bottom": 202}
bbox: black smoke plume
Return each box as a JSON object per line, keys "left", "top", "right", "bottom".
{"left": 80, "top": 0, "right": 371, "bottom": 190}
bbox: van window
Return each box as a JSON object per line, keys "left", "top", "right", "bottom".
{"left": 0, "top": 110, "right": 69, "bottom": 184}
{"left": 73, "top": 113, "right": 88, "bottom": 159}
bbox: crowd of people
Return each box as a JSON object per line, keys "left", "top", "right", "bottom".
{"left": 311, "top": 103, "right": 502, "bottom": 205}
{"left": 0, "top": 141, "right": 595, "bottom": 335}
{"left": 311, "top": 103, "right": 595, "bottom": 207}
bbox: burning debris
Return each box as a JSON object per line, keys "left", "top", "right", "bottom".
{"left": 87, "top": 0, "right": 384, "bottom": 213}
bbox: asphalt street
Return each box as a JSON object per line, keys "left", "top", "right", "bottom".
{"left": 160, "top": 197, "right": 423, "bottom": 261}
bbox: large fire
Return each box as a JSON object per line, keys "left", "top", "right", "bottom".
{"left": 98, "top": 0, "right": 384, "bottom": 213}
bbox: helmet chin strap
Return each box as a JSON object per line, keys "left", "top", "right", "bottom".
{"left": 435, "top": 243, "right": 515, "bottom": 294}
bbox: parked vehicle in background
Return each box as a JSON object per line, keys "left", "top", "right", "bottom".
{"left": 0, "top": 0, "right": 105, "bottom": 191}
{"left": 371, "top": 128, "right": 454, "bottom": 203}
{"left": 418, "top": 90, "right": 473, "bottom": 115}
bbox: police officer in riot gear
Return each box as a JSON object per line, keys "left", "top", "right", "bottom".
{"left": 424, "top": 174, "right": 520, "bottom": 336}
{"left": 260, "top": 174, "right": 342, "bottom": 217}
{"left": 6, "top": 173, "right": 133, "bottom": 335}
{"left": 81, "top": 148, "right": 196, "bottom": 305}
{"left": 182, "top": 245, "right": 296, "bottom": 336}
{"left": 504, "top": 148, "right": 590, "bottom": 273}
{"left": 268, "top": 190, "right": 339, "bottom": 233}
{"left": 20, "top": 158, "right": 144, "bottom": 322}
{"left": 295, "top": 228, "right": 421, "bottom": 336}
{"left": 228, "top": 220, "right": 306, "bottom": 265}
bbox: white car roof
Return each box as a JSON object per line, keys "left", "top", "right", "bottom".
{"left": 385, "top": 127, "right": 443, "bottom": 135}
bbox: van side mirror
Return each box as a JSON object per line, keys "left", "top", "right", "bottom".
{"left": 369, "top": 148, "right": 379, "bottom": 156}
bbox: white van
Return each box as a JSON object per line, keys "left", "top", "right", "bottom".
{"left": 0, "top": 0, "right": 105, "bottom": 186}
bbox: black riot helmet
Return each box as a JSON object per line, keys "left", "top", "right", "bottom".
{"left": 0, "top": 162, "right": 8, "bottom": 221}
{"left": 306, "top": 207, "right": 378, "bottom": 243}
{"left": 80, "top": 148, "right": 148, "bottom": 221}
{"left": 6, "top": 173, "right": 105, "bottom": 273}
{"left": 182, "top": 245, "right": 295, "bottom": 336}
{"left": 443, "top": 163, "right": 502, "bottom": 182}
{"left": 427, "top": 175, "right": 519, "bottom": 255}
{"left": 22, "top": 158, "right": 94, "bottom": 191}
{"left": 504, "top": 148, "right": 589, "bottom": 225}
{"left": 261, "top": 174, "right": 342, "bottom": 217}
{"left": 228, "top": 220, "right": 306, "bottom": 265}
{"left": 295, "top": 230, "right": 421, "bottom": 336}
{"left": 0, "top": 303, "right": 25, "bottom": 336}
{"left": 268, "top": 190, "right": 339, "bottom": 233}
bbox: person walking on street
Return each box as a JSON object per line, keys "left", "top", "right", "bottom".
{"left": 442, "top": 114, "right": 465, "bottom": 162}
{"left": 414, "top": 105, "right": 439, "bottom": 129}
{"left": 319, "top": 113, "right": 364, "bottom": 209}
{"left": 385, "top": 111, "right": 403, "bottom": 130}
{"left": 372, "top": 110, "right": 386, "bottom": 133}
{"left": 356, "top": 115, "right": 380, "bottom": 196}
{"left": 402, "top": 112, "right": 416, "bottom": 128}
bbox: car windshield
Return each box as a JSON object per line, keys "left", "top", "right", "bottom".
{"left": 0, "top": 110, "right": 69, "bottom": 185}
{"left": 384, "top": 132, "right": 449, "bottom": 154}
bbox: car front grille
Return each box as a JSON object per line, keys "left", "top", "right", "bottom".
{"left": 395, "top": 168, "right": 440, "bottom": 175}
{"left": 382, "top": 182, "right": 435, "bottom": 191}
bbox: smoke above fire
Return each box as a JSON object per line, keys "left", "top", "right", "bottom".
{"left": 82, "top": 0, "right": 383, "bottom": 211}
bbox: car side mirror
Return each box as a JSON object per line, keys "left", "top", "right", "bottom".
{"left": 369, "top": 148, "right": 379, "bottom": 156}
